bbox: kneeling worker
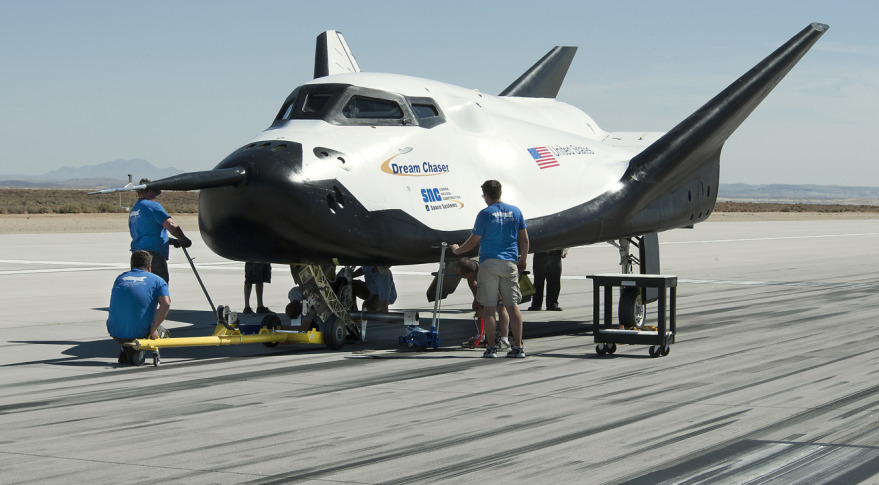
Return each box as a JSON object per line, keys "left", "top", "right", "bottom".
{"left": 107, "top": 250, "right": 171, "bottom": 364}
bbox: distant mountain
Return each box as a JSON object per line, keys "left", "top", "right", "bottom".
{"left": 719, "top": 183, "right": 879, "bottom": 205}
{"left": 0, "top": 159, "right": 184, "bottom": 188}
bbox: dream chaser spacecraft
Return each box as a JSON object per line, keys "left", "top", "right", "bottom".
{"left": 115, "top": 23, "right": 828, "bottom": 301}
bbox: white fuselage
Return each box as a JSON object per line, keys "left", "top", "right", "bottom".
{"left": 249, "top": 72, "right": 662, "bottom": 232}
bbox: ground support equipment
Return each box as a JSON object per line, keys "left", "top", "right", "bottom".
{"left": 588, "top": 274, "right": 677, "bottom": 358}
{"left": 400, "top": 243, "right": 448, "bottom": 349}
{"left": 127, "top": 314, "right": 326, "bottom": 365}
{"left": 124, "top": 262, "right": 424, "bottom": 364}
{"left": 179, "top": 245, "right": 216, "bottom": 318}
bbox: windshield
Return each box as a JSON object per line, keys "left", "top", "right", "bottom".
{"left": 343, "top": 96, "right": 403, "bottom": 119}
{"left": 272, "top": 84, "right": 444, "bottom": 128}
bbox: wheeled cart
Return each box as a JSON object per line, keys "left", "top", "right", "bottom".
{"left": 588, "top": 274, "right": 677, "bottom": 358}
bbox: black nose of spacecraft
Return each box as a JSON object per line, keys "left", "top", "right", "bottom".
{"left": 198, "top": 141, "right": 305, "bottom": 262}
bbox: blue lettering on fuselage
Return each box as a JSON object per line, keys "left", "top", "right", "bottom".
{"left": 422, "top": 162, "right": 449, "bottom": 174}
{"left": 421, "top": 188, "right": 442, "bottom": 203}
{"left": 392, "top": 163, "right": 421, "bottom": 174}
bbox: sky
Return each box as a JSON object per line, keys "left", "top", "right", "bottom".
{"left": 1, "top": 0, "right": 876, "bottom": 186}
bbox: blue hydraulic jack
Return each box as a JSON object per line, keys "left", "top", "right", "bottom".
{"left": 399, "top": 243, "right": 448, "bottom": 350}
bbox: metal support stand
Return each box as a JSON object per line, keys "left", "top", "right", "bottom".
{"left": 400, "top": 243, "right": 447, "bottom": 349}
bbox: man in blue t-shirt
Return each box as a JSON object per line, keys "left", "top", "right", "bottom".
{"left": 107, "top": 250, "right": 171, "bottom": 363}
{"left": 129, "top": 179, "right": 192, "bottom": 284}
{"left": 451, "top": 180, "right": 529, "bottom": 358}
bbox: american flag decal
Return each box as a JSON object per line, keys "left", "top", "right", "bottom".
{"left": 527, "top": 147, "right": 560, "bottom": 169}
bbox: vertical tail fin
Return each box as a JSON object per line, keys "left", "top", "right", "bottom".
{"left": 314, "top": 30, "right": 360, "bottom": 79}
{"left": 500, "top": 46, "right": 577, "bottom": 98}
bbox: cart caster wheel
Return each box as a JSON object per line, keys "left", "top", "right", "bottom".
{"left": 661, "top": 345, "right": 670, "bottom": 356}
{"left": 607, "top": 343, "right": 617, "bottom": 354}
{"left": 596, "top": 344, "right": 607, "bottom": 356}
{"left": 648, "top": 346, "right": 658, "bottom": 358}
{"left": 152, "top": 351, "right": 160, "bottom": 367}
{"left": 131, "top": 350, "right": 146, "bottom": 366}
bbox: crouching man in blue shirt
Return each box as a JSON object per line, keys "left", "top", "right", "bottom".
{"left": 107, "top": 250, "right": 171, "bottom": 364}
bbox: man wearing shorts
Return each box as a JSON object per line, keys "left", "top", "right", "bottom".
{"left": 243, "top": 262, "right": 272, "bottom": 314}
{"left": 455, "top": 258, "right": 511, "bottom": 349}
{"left": 451, "top": 180, "right": 529, "bottom": 358}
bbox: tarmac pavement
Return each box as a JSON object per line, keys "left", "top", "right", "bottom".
{"left": 2, "top": 219, "right": 879, "bottom": 483}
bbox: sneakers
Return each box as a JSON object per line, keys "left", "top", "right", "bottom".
{"left": 256, "top": 306, "right": 272, "bottom": 314}
{"left": 482, "top": 345, "right": 498, "bottom": 358}
{"left": 497, "top": 336, "right": 511, "bottom": 349}
{"left": 506, "top": 345, "right": 526, "bottom": 358}
{"left": 243, "top": 306, "right": 255, "bottom": 314}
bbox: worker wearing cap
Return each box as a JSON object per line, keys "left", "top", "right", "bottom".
{"left": 129, "top": 178, "right": 192, "bottom": 284}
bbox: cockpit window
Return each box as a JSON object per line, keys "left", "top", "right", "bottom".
{"left": 409, "top": 97, "right": 445, "bottom": 128}
{"left": 343, "top": 96, "right": 403, "bottom": 119}
{"left": 412, "top": 104, "right": 439, "bottom": 119}
{"left": 270, "top": 84, "right": 444, "bottom": 129}
{"left": 303, "top": 93, "right": 334, "bottom": 114}
{"left": 279, "top": 101, "right": 296, "bottom": 120}
{"left": 274, "top": 88, "right": 299, "bottom": 122}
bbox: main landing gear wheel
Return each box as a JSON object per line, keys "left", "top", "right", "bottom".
{"left": 325, "top": 316, "right": 346, "bottom": 350}
{"left": 261, "top": 314, "right": 282, "bottom": 348}
{"left": 619, "top": 287, "right": 645, "bottom": 328}
{"left": 336, "top": 284, "right": 356, "bottom": 312}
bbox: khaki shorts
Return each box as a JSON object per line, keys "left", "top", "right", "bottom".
{"left": 476, "top": 259, "right": 521, "bottom": 306}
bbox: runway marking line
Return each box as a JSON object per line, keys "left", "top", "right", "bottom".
{"left": 0, "top": 259, "right": 239, "bottom": 276}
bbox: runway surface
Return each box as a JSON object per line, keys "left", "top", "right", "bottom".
{"left": 2, "top": 219, "right": 879, "bottom": 484}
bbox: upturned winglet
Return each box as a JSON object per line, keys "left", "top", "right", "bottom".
{"left": 619, "top": 22, "right": 829, "bottom": 214}
{"left": 500, "top": 46, "right": 578, "bottom": 98}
